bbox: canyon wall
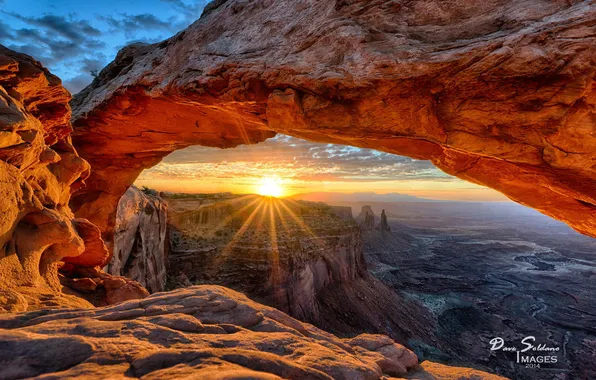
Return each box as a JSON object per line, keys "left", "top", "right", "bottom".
{"left": 70, "top": 0, "right": 596, "bottom": 241}
{"left": 165, "top": 194, "right": 439, "bottom": 346}
{"left": 110, "top": 186, "right": 168, "bottom": 293}
{"left": 167, "top": 195, "right": 366, "bottom": 321}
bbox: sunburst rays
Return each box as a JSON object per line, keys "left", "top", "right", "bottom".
{"left": 215, "top": 196, "right": 324, "bottom": 272}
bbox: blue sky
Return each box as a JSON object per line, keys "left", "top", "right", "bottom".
{"left": 1, "top": 0, "right": 209, "bottom": 92}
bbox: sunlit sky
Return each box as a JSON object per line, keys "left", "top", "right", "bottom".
{"left": 2, "top": 0, "right": 508, "bottom": 201}
{"left": 135, "top": 135, "right": 507, "bottom": 201}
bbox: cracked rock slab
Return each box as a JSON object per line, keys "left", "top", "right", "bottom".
{"left": 0, "top": 285, "right": 505, "bottom": 380}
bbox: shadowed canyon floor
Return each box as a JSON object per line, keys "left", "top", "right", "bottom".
{"left": 347, "top": 201, "right": 596, "bottom": 380}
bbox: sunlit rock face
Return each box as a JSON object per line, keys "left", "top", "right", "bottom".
{"left": 0, "top": 46, "right": 148, "bottom": 311}
{"left": 0, "top": 285, "right": 506, "bottom": 380}
{"left": 111, "top": 186, "right": 168, "bottom": 293}
{"left": 0, "top": 46, "right": 96, "bottom": 311}
{"left": 71, "top": 0, "right": 596, "bottom": 239}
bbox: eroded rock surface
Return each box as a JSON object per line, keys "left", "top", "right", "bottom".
{"left": 165, "top": 194, "right": 437, "bottom": 347}
{"left": 71, "top": 0, "right": 596, "bottom": 239}
{"left": 111, "top": 186, "right": 168, "bottom": 293}
{"left": 166, "top": 195, "right": 366, "bottom": 320}
{"left": 0, "top": 46, "right": 97, "bottom": 310}
{"left": 357, "top": 205, "right": 377, "bottom": 230}
{"left": 0, "top": 46, "right": 149, "bottom": 311}
{"left": 0, "top": 285, "right": 504, "bottom": 380}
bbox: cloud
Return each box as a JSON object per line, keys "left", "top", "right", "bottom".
{"left": 100, "top": 13, "right": 185, "bottom": 39}
{"left": 4, "top": 13, "right": 101, "bottom": 42}
{"left": 140, "top": 135, "right": 451, "bottom": 183}
{"left": 80, "top": 58, "right": 106, "bottom": 73}
{"left": 2, "top": 1, "right": 210, "bottom": 89}
{"left": 0, "top": 20, "right": 13, "bottom": 39}
{"left": 63, "top": 73, "right": 95, "bottom": 94}
{"left": 1, "top": 12, "right": 107, "bottom": 74}
{"left": 160, "top": 0, "right": 210, "bottom": 22}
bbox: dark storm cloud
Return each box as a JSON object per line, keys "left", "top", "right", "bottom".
{"left": 160, "top": 0, "right": 209, "bottom": 22}
{"left": 0, "top": 20, "right": 13, "bottom": 40}
{"left": 4, "top": 13, "right": 101, "bottom": 42}
{"left": 1, "top": 12, "right": 107, "bottom": 70}
{"left": 100, "top": 13, "right": 184, "bottom": 38}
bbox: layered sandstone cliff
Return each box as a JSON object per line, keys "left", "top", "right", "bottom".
{"left": 167, "top": 194, "right": 366, "bottom": 321}
{"left": 165, "top": 194, "right": 439, "bottom": 347}
{"left": 70, "top": 0, "right": 596, "bottom": 240}
{"left": 111, "top": 186, "right": 168, "bottom": 293}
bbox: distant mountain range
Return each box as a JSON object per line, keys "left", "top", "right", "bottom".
{"left": 289, "top": 192, "right": 436, "bottom": 203}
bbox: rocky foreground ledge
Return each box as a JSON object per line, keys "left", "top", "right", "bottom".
{"left": 0, "top": 285, "right": 505, "bottom": 380}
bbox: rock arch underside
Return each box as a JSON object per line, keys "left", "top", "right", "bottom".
{"left": 69, "top": 0, "right": 596, "bottom": 251}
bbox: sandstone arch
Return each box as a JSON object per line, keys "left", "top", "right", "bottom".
{"left": 70, "top": 0, "right": 596, "bottom": 257}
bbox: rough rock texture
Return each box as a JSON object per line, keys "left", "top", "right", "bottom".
{"left": 0, "top": 45, "right": 99, "bottom": 310}
{"left": 379, "top": 210, "right": 391, "bottom": 232}
{"left": 330, "top": 205, "right": 354, "bottom": 221}
{"left": 357, "top": 205, "right": 377, "bottom": 230}
{"left": 60, "top": 266, "right": 150, "bottom": 307}
{"left": 0, "top": 46, "right": 149, "bottom": 311}
{"left": 166, "top": 195, "right": 366, "bottom": 321}
{"left": 0, "top": 285, "right": 504, "bottom": 380}
{"left": 111, "top": 186, "right": 168, "bottom": 293}
{"left": 71, "top": 0, "right": 596, "bottom": 242}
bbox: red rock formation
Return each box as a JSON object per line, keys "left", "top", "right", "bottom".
{"left": 0, "top": 46, "right": 148, "bottom": 311}
{"left": 379, "top": 210, "right": 391, "bottom": 232}
{"left": 110, "top": 186, "right": 168, "bottom": 293}
{"left": 0, "top": 285, "right": 505, "bottom": 380}
{"left": 0, "top": 46, "right": 94, "bottom": 310}
{"left": 0, "top": 45, "right": 508, "bottom": 380}
{"left": 70, "top": 0, "right": 596, "bottom": 243}
{"left": 357, "top": 205, "right": 377, "bottom": 230}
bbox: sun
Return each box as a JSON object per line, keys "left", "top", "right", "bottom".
{"left": 257, "top": 177, "right": 284, "bottom": 197}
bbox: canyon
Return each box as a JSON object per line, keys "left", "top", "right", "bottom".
{"left": 353, "top": 201, "right": 596, "bottom": 379}
{"left": 164, "top": 193, "right": 437, "bottom": 346}
{"left": 0, "top": 44, "right": 505, "bottom": 380}
{"left": 0, "top": 0, "right": 595, "bottom": 378}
